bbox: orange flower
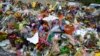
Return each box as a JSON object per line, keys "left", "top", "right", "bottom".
{"left": 64, "top": 24, "right": 75, "bottom": 35}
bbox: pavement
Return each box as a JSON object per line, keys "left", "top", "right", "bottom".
{"left": 0, "top": 47, "right": 16, "bottom": 56}
{"left": 0, "top": 40, "right": 16, "bottom": 56}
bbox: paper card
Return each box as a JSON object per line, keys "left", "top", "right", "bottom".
{"left": 27, "top": 32, "right": 39, "bottom": 44}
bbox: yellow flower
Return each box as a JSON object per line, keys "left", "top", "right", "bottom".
{"left": 32, "top": 2, "right": 36, "bottom": 8}
{"left": 95, "top": 52, "right": 100, "bottom": 56}
{"left": 14, "top": 12, "right": 21, "bottom": 18}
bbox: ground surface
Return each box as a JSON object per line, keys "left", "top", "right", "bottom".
{"left": 0, "top": 47, "right": 16, "bottom": 56}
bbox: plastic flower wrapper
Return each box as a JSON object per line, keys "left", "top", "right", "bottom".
{"left": 47, "top": 32, "right": 55, "bottom": 43}
{"left": 36, "top": 37, "right": 50, "bottom": 51}
{"left": 1, "top": 16, "right": 9, "bottom": 27}
{"left": 83, "top": 32, "right": 98, "bottom": 48}
{"left": 36, "top": 31, "right": 50, "bottom": 52}
{"left": 49, "top": 34, "right": 60, "bottom": 55}
{"left": 97, "top": 39, "right": 100, "bottom": 47}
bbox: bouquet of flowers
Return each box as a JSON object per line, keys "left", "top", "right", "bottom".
{"left": 15, "top": 38, "right": 23, "bottom": 49}
{"left": 0, "top": 32, "right": 7, "bottom": 41}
